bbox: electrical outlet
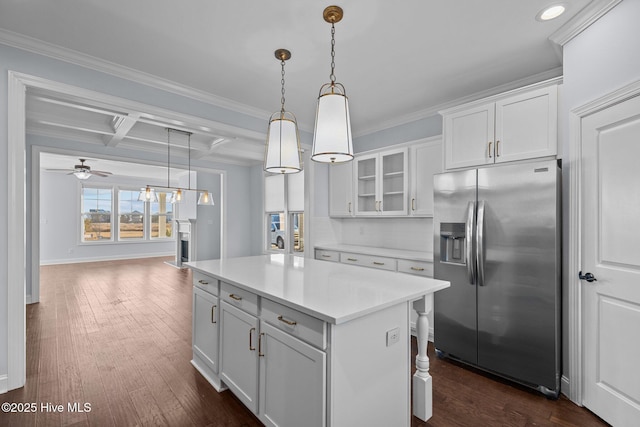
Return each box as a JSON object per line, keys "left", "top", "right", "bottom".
{"left": 386, "top": 327, "right": 400, "bottom": 347}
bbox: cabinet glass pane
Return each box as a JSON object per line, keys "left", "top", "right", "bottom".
{"left": 382, "top": 152, "right": 405, "bottom": 212}
{"left": 357, "top": 157, "right": 377, "bottom": 212}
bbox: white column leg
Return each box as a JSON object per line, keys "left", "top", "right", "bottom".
{"left": 412, "top": 294, "right": 433, "bottom": 421}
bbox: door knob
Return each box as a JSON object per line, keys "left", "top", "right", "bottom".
{"left": 578, "top": 271, "right": 597, "bottom": 282}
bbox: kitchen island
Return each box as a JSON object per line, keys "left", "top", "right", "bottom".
{"left": 187, "top": 254, "right": 449, "bottom": 427}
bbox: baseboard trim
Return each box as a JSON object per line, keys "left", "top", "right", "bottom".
{"left": 40, "top": 252, "right": 174, "bottom": 266}
{"left": 561, "top": 375, "right": 572, "bottom": 400}
{"left": 26, "top": 294, "right": 32, "bottom": 304}
{"left": 0, "top": 374, "right": 8, "bottom": 394}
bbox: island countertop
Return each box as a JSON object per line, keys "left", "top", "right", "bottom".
{"left": 186, "top": 254, "right": 449, "bottom": 325}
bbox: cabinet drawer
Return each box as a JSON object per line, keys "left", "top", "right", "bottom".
{"left": 262, "top": 298, "right": 327, "bottom": 350}
{"left": 221, "top": 282, "right": 258, "bottom": 316}
{"left": 315, "top": 249, "right": 339, "bottom": 262}
{"left": 340, "top": 252, "right": 396, "bottom": 271}
{"left": 193, "top": 271, "right": 218, "bottom": 295}
{"left": 397, "top": 259, "right": 434, "bottom": 277}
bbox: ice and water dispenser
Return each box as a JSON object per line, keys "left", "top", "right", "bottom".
{"left": 439, "top": 223, "right": 467, "bottom": 265}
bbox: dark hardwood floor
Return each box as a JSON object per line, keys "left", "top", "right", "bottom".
{"left": 1, "top": 257, "right": 608, "bottom": 427}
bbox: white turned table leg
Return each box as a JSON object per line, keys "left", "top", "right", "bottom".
{"left": 412, "top": 294, "right": 433, "bottom": 421}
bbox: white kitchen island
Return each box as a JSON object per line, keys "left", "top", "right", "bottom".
{"left": 187, "top": 254, "right": 449, "bottom": 427}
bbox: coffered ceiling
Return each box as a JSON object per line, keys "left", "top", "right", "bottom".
{"left": 1, "top": 0, "right": 595, "bottom": 167}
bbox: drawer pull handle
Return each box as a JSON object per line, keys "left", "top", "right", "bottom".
{"left": 411, "top": 267, "right": 425, "bottom": 271}
{"left": 198, "top": 280, "right": 209, "bottom": 285}
{"left": 277, "top": 315, "right": 297, "bottom": 326}
{"left": 347, "top": 258, "right": 358, "bottom": 262}
{"left": 373, "top": 261, "right": 385, "bottom": 266}
{"left": 211, "top": 304, "right": 217, "bottom": 324}
{"left": 249, "top": 327, "right": 256, "bottom": 351}
{"left": 322, "top": 254, "right": 332, "bottom": 258}
{"left": 229, "top": 293, "right": 242, "bottom": 301}
{"left": 258, "top": 332, "right": 265, "bottom": 357}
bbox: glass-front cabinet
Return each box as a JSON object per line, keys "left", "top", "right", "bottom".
{"left": 355, "top": 147, "right": 408, "bottom": 216}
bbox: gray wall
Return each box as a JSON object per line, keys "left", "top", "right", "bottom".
{"left": 560, "top": 0, "right": 640, "bottom": 392}
{"left": 0, "top": 42, "right": 262, "bottom": 380}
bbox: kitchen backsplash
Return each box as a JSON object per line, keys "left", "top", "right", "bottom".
{"left": 313, "top": 217, "right": 434, "bottom": 253}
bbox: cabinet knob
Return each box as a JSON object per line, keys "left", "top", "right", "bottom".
{"left": 488, "top": 141, "right": 493, "bottom": 158}
{"left": 410, "top": 266, "right": 425, "bottom": 271}
{"left": 198, "top": 279, "right": 209, "bottom": 285}
{"left": 411, "top": 198, "right": 416, "bottom": 211}
{"left": 373, "top": 261, "right": 385, "bottom": 266}
{"left": 258, "top": 332, "right": 265, "bottom": 357}
{"left": 229, "top": 293, "right": 242, "bottom": 301}
{"left": 496, "top": 140, "right": 501, "bottom": 157}
{"left": 211, "top": 304, "right": 217, "bottom": 324}
{"left": 249, "top": 327, "right": 256, "bottom": 351}
{"left": 346, "top": 257, "right": 358, "bottom": 262}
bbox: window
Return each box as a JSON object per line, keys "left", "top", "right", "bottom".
{"left": 151, "top": 192, "right": 173, "bottom": 239}
{"left": 82, "top": 187, "right": 113, "bottom": 241}
{"left": 119, "top": 190, "right": 145, "bottom": 240}
{"left": 264, "top": 168, "right": 304, "bottom": 253}
{"left": 81, "top": 185, "right": 176, "bottom": 243}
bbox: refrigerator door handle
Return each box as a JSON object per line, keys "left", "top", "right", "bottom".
{"left": 466, "top": 201, "right": 476, "bottom": 285}
{"left": 476, "top": 200, "right": 485, "bottom": 286}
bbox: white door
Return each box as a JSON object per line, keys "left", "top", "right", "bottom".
{"left": 581, "top": 93, "right": 640, "bottom": 426}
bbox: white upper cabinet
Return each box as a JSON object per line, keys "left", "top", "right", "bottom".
{"left": 328, "top": 162, "right": 354, "bottom": 217}
{"left": 442, "top": 82, "right": 558, "bottom": 170}
{"left": 409, "top": 138, "right": 442, "bottom": 217}
{"left": 354, "top": 147, "right": 408, "bottom": 216}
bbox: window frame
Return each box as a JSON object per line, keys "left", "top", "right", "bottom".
{"left": 117, "top": 188, "right": 147, "bottom": 241}
{"left": 81, "top": 184, "right": 114, "bottom": 243}
{"left": 264, "top": 168, "right": 305, "bottom": 255}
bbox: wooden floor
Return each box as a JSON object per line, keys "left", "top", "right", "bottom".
{"left": 1, "top": 257, "right": 608, "bottom": 427}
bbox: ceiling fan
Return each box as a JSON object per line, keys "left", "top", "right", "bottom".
{"left": 47, "top": 158, "right": 113, "bottom": 180}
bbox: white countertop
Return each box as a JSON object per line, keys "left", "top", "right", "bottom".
{"left": 314, "top": 244, "right": 434, "bottom": 263}
{"left": 187, "top": 255, "right": 449, "bottom": 325}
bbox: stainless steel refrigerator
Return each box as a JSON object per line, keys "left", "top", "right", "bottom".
{"left": 433, "top": 159, "right": 561, "bottom": 397}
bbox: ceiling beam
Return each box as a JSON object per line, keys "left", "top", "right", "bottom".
{"left": 102, "top": 114, "right": 140, "bottom": 147}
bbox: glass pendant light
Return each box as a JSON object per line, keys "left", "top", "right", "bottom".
{"left": 170, "top": 188, "right": 183, "bottom": 204}
{"left": 311, "top": 5, "right": 353, "bottom": 164}
{"left": 73, "top": 171, "right": 92, "bottom": 180}
{"left": 197, "top": 190, "right": 214, "bottom": 206}
{"left": 138, "top": 185, "right": 158, "bottom": 202}
{"left": 264, "top": 49, "right": 302, "bottom": 174}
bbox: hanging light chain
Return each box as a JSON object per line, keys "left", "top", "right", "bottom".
{"left": 280, "top": 57, "right": 286, "bottom": 113}
{"left": 329, "top": 22, "right": 336, "bottom": 84}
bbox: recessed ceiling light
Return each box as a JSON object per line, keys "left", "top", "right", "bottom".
{"left": 536, "top": 4, "right": 566, "bottom": 21}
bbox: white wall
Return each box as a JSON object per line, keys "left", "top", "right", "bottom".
{"left": 39, "top": 171, "right": 175, "bottom": 265}
{"left": 560, "top": 0, "right": 640, "bottom": 395}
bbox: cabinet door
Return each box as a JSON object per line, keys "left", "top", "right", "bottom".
{"left": 193, "top": 287, "right": 219, "bottom": 373}
{"left": 259, "top": 322, "right": 326, "bottom": 427}
{"left": 354, "top": 153, "right": 379, "bottom": 216}
{"left": 380, "top": 148, "right": 408, "bottom": 216}
{"left": 494, "top": 85, "right": 557, "bottom": 163}
{"left": 444, "top": 102, "right": 495, "bottom": 169}
{"left": 410, "top": 140, "right": 442, "bottom": 216}
{"left": 220, "top": 301, "right": 259, "bottom": 414}
{"left": 329, "top": 161, "right": 353, "bottom": 217}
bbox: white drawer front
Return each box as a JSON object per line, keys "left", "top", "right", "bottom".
{"left": 193, "top": 271, "right": 218, "bottom": 295}
{"left": 221, "top": 282, "right": 258, "bottom": 316}
{"left": 315, "top": 249, "right": 339, "bottom": 262}
{"left": 397, "top": 259, "right": 434, "bottom": 277}
{"left": 340, "top": 252, "right": 396, "bottom": 271}
{"left": 262, "top": 298, "right": 327, "bottom": 350}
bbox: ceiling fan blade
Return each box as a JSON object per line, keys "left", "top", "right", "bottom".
{"left": 91, "top": 170, "right": 113, "bottom": 175}
{"left": 90, "top": 171, "right": 111, "bottom": 177}
{"left": 45, "top": 168, "right": 75, "bottom": 172}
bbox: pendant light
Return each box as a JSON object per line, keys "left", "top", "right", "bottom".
{"left": 264, "top": 49, "right": 302, "bottom": 174}
{"left": 138, "top": 128, "right": 215, "bottom": 206}
{"left": 311, "top": 5, "right": 353, "bottom": 164}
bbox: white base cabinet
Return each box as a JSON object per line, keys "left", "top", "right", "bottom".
{"left": 259, "top": 322, "right": 326, "bottom": 427}
{"left": 220, "top": 301, "right": 259, "bottom": 413}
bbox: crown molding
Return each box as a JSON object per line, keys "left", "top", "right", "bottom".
{"left": 549, "top": 0, "right": 623, "bottom": 47}
{"left": 353, "top": 67, "right": 563, "bottom": 138}
{"left": 0, "top": 28, "right": 271, "bottom": 122}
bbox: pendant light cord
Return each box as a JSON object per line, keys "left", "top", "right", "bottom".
{"left": 280, "top": 58, "right": 286, "bottom": 114}
{"left": 330, "top": 22, "right": 336, "bottom": 85}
